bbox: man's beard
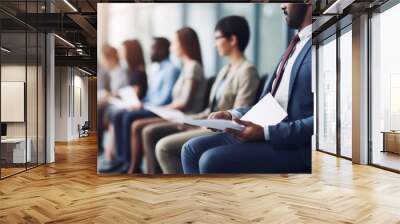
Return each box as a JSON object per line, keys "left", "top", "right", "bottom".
{"left": 286, "top": 4, "right": 308, "bottom": 29}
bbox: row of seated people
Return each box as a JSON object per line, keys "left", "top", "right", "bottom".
{"left": 98, "top": 2, "right": 313, "bottom": 174}
{"left": 98, "top": 15, "right": 261, "bottom": 173}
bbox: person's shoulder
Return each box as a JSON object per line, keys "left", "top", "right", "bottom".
{"left": 114, "top": 66, "right": 126, "bottom": 74}
{"left": 190, "top": 60, "right": 202, "bottom": 68}
{"left": 219, "top": 63, "right": 230, "bottom": 73}
{"left": 162, "top": 60, "right": 180, "bottom": 74}
{"left": 241, "top": 59, "right": 256, "bottom": 70}
{"left": 240, "top": 60, "right": 259, "bottom": 78}
{"left": 188, "top": 60, "right": 203, "bottom": 72}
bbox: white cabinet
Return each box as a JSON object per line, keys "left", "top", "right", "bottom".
{"left": 1, "top": 138, "right": 32, "bottom": 163}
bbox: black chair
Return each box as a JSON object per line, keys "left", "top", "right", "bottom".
{"left": 203, "top": 76, "right": 216, "bottom": 110}
{"left": 78, "top": 121, "right": 90, "bottom": 138}
{"left": 254, "top": 74, "right": 270, "bottom": 103}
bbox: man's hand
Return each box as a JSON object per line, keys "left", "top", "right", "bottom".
{"left": 207, "top": 111, "right": 233, "bottom": 132}
{"left": 225, "top": 118, "right": 265, "bottom": 142}
{"left": 208, "top": 111, "right": 232, "bottom": 120}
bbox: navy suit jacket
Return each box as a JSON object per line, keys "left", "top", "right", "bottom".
{"left": 235, "top": 39, "right": 313, "bottom": 154}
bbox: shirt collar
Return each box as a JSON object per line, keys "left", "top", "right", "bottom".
{"left": 298, "top": 24, "right": 312, "bottom": 41}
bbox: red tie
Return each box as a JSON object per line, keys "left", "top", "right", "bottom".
{"left": 271, "top": 34, "right": 300, "bottom": 96}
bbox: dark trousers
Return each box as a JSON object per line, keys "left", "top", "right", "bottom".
{"left": 181, "top": 133, "right": 311, "bottom": 174}
{"left": 112, "top": 109, "right": 156, "bottom": 164}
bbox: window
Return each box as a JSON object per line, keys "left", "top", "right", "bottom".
{"left": 339, "top": 28, "right": 352, "bottom": 158}
{"left": 316, "top": 25, "right": 353, "bottom": 159}
{"left": 0, "top": 1, "right": 46, "bottom": 179}
{"left": 370, "top": 3, "right": 400, "bottom": 171}
{"left": 317, "top": 36, "right": 337, "bottom": 154}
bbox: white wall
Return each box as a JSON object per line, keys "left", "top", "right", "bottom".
{"left": 55, "top": 67, "right": 89, "bottom": 141}
{"left": 98, "top": 3, "right": 288, "bottom": 78}
{"left": 1, "top": 65, "right": 37, "bottom": 137}
{"left": 54, "top": 66, "right": 68, "bottom": 141}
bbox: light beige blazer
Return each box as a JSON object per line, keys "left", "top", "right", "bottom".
{"left": 191, "top": 58, "right": 260, "bottom": 119}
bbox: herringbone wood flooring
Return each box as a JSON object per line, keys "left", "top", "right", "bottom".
{"left": 1, "top": 135, "right": 400, "bottom": 224}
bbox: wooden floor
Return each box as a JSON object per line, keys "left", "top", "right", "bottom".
{"left": 1, "top": 167, "right": 26, "bottom": 178}
{"left": 0, "top": 135, "right": 400, "bottom": 224}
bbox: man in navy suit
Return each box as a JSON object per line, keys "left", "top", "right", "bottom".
{"left": 181, "top": 1, "right": 313, "bottom": 174}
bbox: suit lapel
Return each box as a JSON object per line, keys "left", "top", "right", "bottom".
{"left": 287, "top": 39, "right": 312, "bottom": 103}
{"left": 259, "top": 63, "right": 279, "bottom": 99}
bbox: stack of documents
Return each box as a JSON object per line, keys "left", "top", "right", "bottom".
{"left": 145, "top": 93, "right": 287, "bottom": 132}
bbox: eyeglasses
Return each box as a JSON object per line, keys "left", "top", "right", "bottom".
{"left": 214, "top": 35, "right": 226, "bottom": 40}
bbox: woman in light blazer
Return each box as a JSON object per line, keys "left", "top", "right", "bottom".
{"left": 141, "top": 16, "right": 260, "bottom": 174}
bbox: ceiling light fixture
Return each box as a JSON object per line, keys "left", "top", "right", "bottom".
{"left": 54, "top": 34, "right": 75, "bottom": 48}
{"left": 322, "top": 0, "right": 354, "bottom": 15}
{"left": 1, "top": 47, "right": 11, "bottom": 53}
{"left": 63, "top": 0, "right": 78, "bottom": 12}
{"left": 78, "top": 67, "right": 93, "bottom": 76}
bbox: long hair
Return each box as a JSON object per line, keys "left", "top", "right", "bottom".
{"left": 122, "top": 39, "right": 146, "bottom": 72}
{"left": 176, "top": 27, "right": 203, "bottom": 65}
{"left": 122, "top": 39, "right": 147, "bottom": 99}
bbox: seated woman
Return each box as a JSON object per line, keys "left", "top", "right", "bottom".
{"left": 120, "top": 40, "right": 148, "bottom": 100}
{"left": 140, "top": 16, "right": 261, "bottom": 174}
{"left": 126, "top": 27, "right": 207, "bottom": 173}
{"left": 97, "top": 42, "right": 147, "bottom": 154}
{"left": 98, "top": 45, "right": 126, "bottom": 153}
{"left": 99, "top": 38, "right": 179, "bottom": 173}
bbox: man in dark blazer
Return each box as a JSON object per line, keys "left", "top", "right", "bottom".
{"left": 181, "top": 1, "right": 313, "bottom": 174}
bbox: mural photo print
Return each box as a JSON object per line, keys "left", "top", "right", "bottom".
{"left": 97, "top": 2, "right": 313, "bottom": 175}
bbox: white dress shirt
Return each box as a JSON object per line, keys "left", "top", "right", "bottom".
{"left": 274, "top": 24, "right": 312, "bottom": 111}
{"left": 230, "top": 24, "right": 312, "bottom": 141}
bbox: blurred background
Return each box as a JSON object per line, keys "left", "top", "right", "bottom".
{"left": 98, "top": 3, "right": 294, "bottom": 79}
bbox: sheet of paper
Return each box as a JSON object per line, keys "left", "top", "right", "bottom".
{"left": 240, "top": 93, "right": 287, "bottom": 127}
{"left": 146, "top": 94, "right": 286, "bottom": 132}
{"left": 118, "top": 86, "right": 140, "bottom": 106}
{"left": 144, "top": 105, "right": 187, "bottom": 123}
{"left": 108, "top": 87, "right": 141, "bottom": 109}
{"left": 184, "top": 119, "right": 244, "bottom": 131}
{"left": 108, "top": 97, "right": 129, "bottom": 109}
